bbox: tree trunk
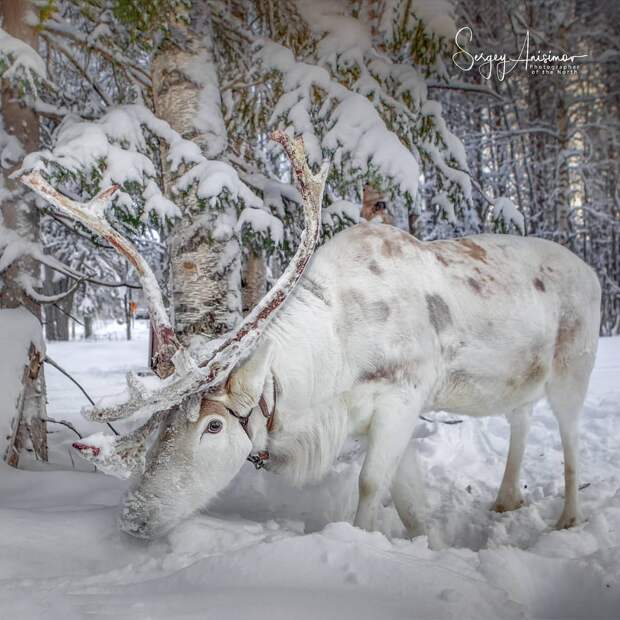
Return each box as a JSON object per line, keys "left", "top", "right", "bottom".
{"left": 43, "top": 264, "right": 72, "bottom": 340}
{"left": 84, "top": 315, "right": 93, "bottom": 339}
{"left": 151, "top": 16, "right": 241, "bottom": 344}
{"left": 242, "top": 250, "right": 267, "bottom": 314}
{"left": 0, "top": 0, "right": 47, "bottom": 465}
{"left": 125, "top": 289, "right": 132, "bottom": 341}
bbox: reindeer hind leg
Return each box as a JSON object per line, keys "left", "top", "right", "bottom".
{"left": 546, "top": 349, "right": 596, "bottom": 529}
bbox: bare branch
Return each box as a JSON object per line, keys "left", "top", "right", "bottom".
{"left": 45, "top": 355, "right": 119, "bottom": 436}
{"left": 19, "top": 275, "right": 81, "bottom": 304}
{"left": 44, "top": 417, "right": 83, "bottom": 439}
{"left": 51, "top": 302, "right": 84, "bottom": 326}
{"left": 427, "top": 80, "right": 504, "bottom": 101}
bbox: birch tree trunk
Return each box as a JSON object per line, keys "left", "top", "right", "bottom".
{"left": 242, "top": 251, "right": 267, "bottom": 314}
{"left": 0, "top": 0, "right": 47, "bottom": 465}
{"left": 151, "top": 14, "right": 242, "bottom": 344}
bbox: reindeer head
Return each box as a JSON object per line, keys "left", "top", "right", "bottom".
{"left": 21, "top": 132, "right": 328, "bottom": 538}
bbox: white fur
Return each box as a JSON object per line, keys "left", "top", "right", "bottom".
{"left": 122, "top": 223, "right": 601, "bottom": 538}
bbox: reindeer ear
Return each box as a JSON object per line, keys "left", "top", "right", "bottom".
{"left": 212, "top": 343, "right": 274, "bottom": 415}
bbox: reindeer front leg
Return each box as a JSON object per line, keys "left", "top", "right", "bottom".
{"left": 354, "top": 390, "right": 422, "bottom": 532}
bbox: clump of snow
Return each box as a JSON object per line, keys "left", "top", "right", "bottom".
{"left": 494, "top": 197, "right": 525, "bottom": 234}
{"left": 410, "top": 0, "right": 457, "bottom": 39}
{"left": 0, "top": 308, "right": 43, "bottom": 449}
{"left": 259, "top": 42, "right": 420, "bottom": 199}
{"left": 297, "top": 1, "right": 373, "bottom": 67}
{"left": 237, "top": 207, "right": 284, "bottom": 245}
{"left": 0, "top": 24, "right": 46, "bottom": 94}
{"left": 432, "top": 191, "right": 457, "bottom": 224}
{"left": 19, "top": 104, "right": 260, "bottom": 222}
{"left": 323, "top": 200, "right": 360, "bottom": 228}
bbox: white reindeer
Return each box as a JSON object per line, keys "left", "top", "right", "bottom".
{"left": 21, "top": 132, "right": 601, "bottom": 539}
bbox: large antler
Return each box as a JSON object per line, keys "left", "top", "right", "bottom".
{"left": 21, "top": 132, "right": 328, "bottom": 476}
{"left": 79, "top": 131, "right": 328, "bottom": 425}
{"left": 19, "top": 172, "right": 185, "bottom": 379}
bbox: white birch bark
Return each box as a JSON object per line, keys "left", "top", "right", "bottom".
{"left": 151, "top": 15, "right": 241, "bottom": 343}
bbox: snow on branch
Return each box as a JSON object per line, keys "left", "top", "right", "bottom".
{"left": 19, "top": 105, "right": 261, "bottom": 226}
{"left": 257, "top": 2, "right": 472, "bottom": 217}
{"left": 259, "top": 41, "right": 420, "bottom": 201}
{"left": 493, "top": 197, "right": 525, "bottom": 235}
{"left": 0, "top": 24, "right": 47, "bottom": 96}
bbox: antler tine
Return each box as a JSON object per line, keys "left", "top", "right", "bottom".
{"left": 19, "top": 172, "right": 182, "bottom": 379}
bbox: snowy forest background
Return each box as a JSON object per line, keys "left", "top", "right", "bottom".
{"left": 0, "top": 0, "right": 619, "bottom": 463}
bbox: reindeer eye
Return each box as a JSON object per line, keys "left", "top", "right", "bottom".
{"left": 205, "top": 419, "right": 223, "bottom": 434}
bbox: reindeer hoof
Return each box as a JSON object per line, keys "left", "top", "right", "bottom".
{"left": 492, "top": 497, "right": 524, "bottom": 513}
{"left": 555, "top": 512, "right": 583, "bottom": 530}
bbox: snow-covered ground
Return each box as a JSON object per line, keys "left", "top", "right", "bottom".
{"left": 1, "top": 323, "right": 619, "bottom": 619}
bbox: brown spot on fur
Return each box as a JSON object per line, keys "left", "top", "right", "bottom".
{"left": 554, "top": 315, "right": 582, "bottom": 367}
{"left": 467, "top": 277, "right": 482, "bottom": 294}
{"left": 341, "top": 289, "right": 389, "bottom": 322}
{"left": 434, "top": 252, "right": 450, "bottom": 267}
{"left": 359, "top": 478, "right": 377, "bottom": 499}
{"left": 426, "top": 294, "right": 452, "bottom": 334}
{"left": 359, "top": 366, "right": 398, "bottom": 383}
{"left": 525, "top": 357, "right": 546, "bottom": 383}
{"left": 533, "top": 277, "right": 546, "bottom": 292}
{"left": 380, "top": 237, "right": 404, "bottom": 258}
{"left": 457, "top": 239, "right": 488, "bottom": 263}
{"left": 369, "top": 300, "right": 390, "bottom": 321}
{"left": 368, "top": 260, "right": 383, "bottom": 275}
{"left": 358, "top": 360, "right": 416, "bottom": 384}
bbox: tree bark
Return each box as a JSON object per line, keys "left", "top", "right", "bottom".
{"left": 0, "top": 0, "right": 47, "bottom": 465}
{"left": 242, "top": 250, "right": 267, "bottom": 314}
{"left": 151, "top": 19, "right": 241, "bottom": 343}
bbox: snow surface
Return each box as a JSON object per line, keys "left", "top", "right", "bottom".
{"left": 0, "top": 308, "right": 44, "bottom": 445}
{"left": 1, "top": 324, "right": 619, "bottom": 618}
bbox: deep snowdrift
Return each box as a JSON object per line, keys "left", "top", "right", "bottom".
{"left": 1, "top": 323, "right": 619, "bottom": 619}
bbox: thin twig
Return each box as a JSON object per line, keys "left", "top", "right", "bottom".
{"left": 38, "top": 253, "right": 142, "bottom": 289}
{"left": 44, "top": 417, "right": 83, "bottom": 439}
{"left": 44, "top": 356, "right": 119, "bottom": 436}
{"left": 51, "top": 302, "right": 84, "bottom": 326}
